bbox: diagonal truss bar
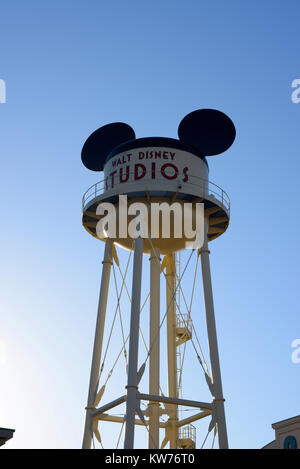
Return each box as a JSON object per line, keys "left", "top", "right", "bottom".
{"left": 96, "top": 413, "right": 151, "bottom": 427}
{"left": 176, "top": 410, "right": 211, "bottom": 428}
{"left": 99, "top": 248, "right": 132, "bottom": 378}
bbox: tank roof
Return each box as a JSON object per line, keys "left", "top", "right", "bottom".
{"left": 105, "top": 137, "right": 208, "bottom": 167}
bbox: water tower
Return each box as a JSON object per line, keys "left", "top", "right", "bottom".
{"left": 81, "top": 109, "right": 235, "bottom": 449}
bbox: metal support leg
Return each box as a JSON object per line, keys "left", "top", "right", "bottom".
{"left": 200, "top": 218, "right": 228, "bottom": 449}
{"left": 165, "top": 253, "right": 178, "bottom": 449}
{"left": 82, "top": 239, "right": 113, "bottom": 449}
{"left": 124, "top": 237, "right": 144, "bottom": 449}
{"left": 148, "top": 248, "right": 160, "bottom": 449}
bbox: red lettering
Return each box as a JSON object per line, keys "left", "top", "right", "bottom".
{"left": 109, "top": 170, "right": 117, "bottom": 188}
{"left": 135, "top": 164, "right": 146, "bottom": 180}
{"left": 151, "top": 162, "right": 156, "bottom": 179}
{"left": 183, "top": 166, "right": 189, "bottom": 182}
{"left": 120, "top": 165, "right": 130, "bottom": 183}
{"left": 161, "top": 163, "right": 178, "bottom": 180}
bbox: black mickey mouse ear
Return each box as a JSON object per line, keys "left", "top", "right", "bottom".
{"left": 178, "top": 109, "right": 236, "bottom": 156}
{"left": 81, "top": 122, "right": 136, "bottom": 171}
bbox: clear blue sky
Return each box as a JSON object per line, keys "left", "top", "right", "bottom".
{"left": 0, "top": 0, "right": 299, "bottom": 449}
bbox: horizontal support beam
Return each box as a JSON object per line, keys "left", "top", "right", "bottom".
{"left": 177, "top": 410, "right": 211, "bottom": 428}
{"left": 96, "top": 413, "right": 167, "bottom": 428}
{"left": 208, "top": 226, "right": 224, "bottom": 234}
{"left": 139, "top": 393, "right": 212, "bottom": 410}
{"left": 92, "top": 395, "right": 126, "bottom": 417}
{"left": 96, "top": 413, "right": 146, "bottom": 427}
{"left": 85, "top": 211, "right": 102, "bottom": 219}
{"left": 209, "top": 217, "right": 228, "bottom": 226}
{"left": 85, "top": 221, "right": 97, "bottom": 228}
{"left": 205, "top": 206, "right": 221, "bottom": 216}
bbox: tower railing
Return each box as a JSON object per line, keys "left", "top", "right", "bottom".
{"left": 82, "top": 174, "right": 230, "bottom": 213}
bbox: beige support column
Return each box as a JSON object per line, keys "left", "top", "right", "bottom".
{"left": 148, "top": 248, "right": 160, "bottom": 448}
{"left": 124, "top": 237, "right": 144, "bottom": 449}
{"left": 200, "top": 218, "right": 228, "bottom": 449}
{"left": 165, "top": 253, "right": 178, "bottom": 449}
{"left": 82, "top": 239, "right": 113, "bottom": 449}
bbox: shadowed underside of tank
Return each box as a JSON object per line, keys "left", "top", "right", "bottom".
{"left": 82, "top": 191, "right": 229, "bottom": 254}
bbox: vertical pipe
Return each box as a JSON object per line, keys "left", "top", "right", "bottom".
{"left": 200, "top": 218, "right": 228, "bottom": 449}
{"left": 165, "top": 253, "right": 178, "bottom": 449}
{"left": 148, "top": 247, "right": 160, "bottom": 448}
{"left": 124, "top": 237, "right": 144, "bottom": 449}
{"left": 82, "top": 239, "right": 113, "bottom": 449}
